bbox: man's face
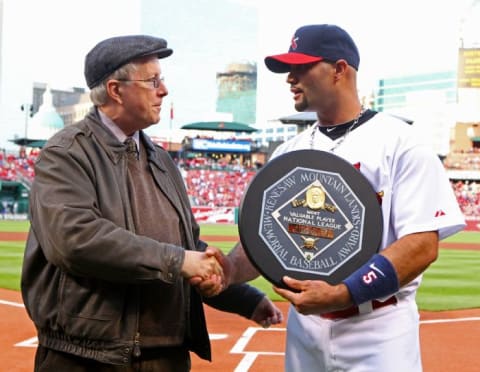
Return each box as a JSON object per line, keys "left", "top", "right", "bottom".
{"left": 286, "top": 61, "right": 336, "bottom": 112}
{"left": 117, "top": 57, "right": 168, "bottom": 131}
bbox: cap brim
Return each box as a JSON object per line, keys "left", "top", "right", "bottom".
{"left": 264, "top": 53, "right": 323, "bottom": 73}
{"left": 156, "top": 48, "right": 173, "bottom": 59}
{"left": 138, "top": 47, "right": 173, "bottom": 60}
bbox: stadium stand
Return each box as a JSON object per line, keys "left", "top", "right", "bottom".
{"left": 451, "top": 180, "right": 480, "bottom": 218}
{"left": 184, "top": 168, "right": 256, "bottom": 207}
{"left": 443, "top": 149, "right": 480, "bottom": 170}
{"left": 0, "top": 148, "right": 37, "bottom": 183}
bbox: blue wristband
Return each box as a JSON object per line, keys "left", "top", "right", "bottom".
{"left": 343, "top": 254, "right": 399, "bottom": 305}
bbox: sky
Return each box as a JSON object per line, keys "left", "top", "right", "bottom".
{"left": 0, "top": 0, "right": 477, "bottom": 150}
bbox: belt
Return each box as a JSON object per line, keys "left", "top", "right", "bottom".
{"left": 135, "top": 346, "right": 188, "bottom": 360}
{"left": 320, "top": 296, "right": 398, "bottom": 320}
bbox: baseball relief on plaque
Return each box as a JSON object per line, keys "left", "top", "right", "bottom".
{"left": 239, "top": 150, "right": 382, "bottom": 288}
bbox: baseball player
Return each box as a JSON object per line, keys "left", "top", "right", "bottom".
{"left": 200, "top": 24, "right": 466, "bottom": 371}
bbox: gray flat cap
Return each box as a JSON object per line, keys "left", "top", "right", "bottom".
{"left": 84, "top": 35, "right": 173, "bottom": 89}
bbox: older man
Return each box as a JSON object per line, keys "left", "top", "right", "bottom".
{"left": 21, "top": 35, "right": 282, "bottom": 372}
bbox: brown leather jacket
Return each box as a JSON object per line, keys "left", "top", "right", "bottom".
{"left": 21, "top": 107, "right": 264, "bottom": 364}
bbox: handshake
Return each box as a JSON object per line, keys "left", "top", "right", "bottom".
{"left": 181, "top": 246, "right": 234, "bottom": 297}
{"left": 181, "top": 246, "right": 283, "bottom": 328}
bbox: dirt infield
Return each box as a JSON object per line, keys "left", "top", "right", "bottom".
{"left": 1, "top": 288, "right": 480, "bottom": 371}
{"left": 0, "top": 231, "right": 29, "bottom": 241}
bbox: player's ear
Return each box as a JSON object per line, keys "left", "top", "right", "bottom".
{"left": 334, "top": 59, "right": 348, "bottom": 70}
{"left": 333, "top": 60, "right": 349, "bottom": 81}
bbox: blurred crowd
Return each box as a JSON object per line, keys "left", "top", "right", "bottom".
{"left": 0, "top": 147, "right": 37, "bottom": 183}
{"left": 451, "top": 180, "right": 480, "bottom": 218}
{"left": 183, "top": 168, "right": 256, "bottom": 207}
{"left": 443, "top": 148, "right": 480, "bottom": 170}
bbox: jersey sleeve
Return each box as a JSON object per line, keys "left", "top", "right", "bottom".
{"left": 390, "top": 144, "right": 465, "bottom": 240}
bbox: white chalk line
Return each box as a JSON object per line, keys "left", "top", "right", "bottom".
{"left": 0, "top": 299, "right": 24, "bottom": 308}
{"left": 231, "top": 317, "right": 480, "bottom": 372}
{"left": 2, "top": 298, "right": 480, "bottom": 370}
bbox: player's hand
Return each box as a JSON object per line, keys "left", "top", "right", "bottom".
{"left": 182, "top": 249, "right": 224, "bottom": 280}
{"left": 188, "top": 247, "right": 229, "bottom": 297}
{"left": 273, "top": 276, "right": 352, "bottom": 315}
{"left": 190, "top": 273, "right": 224, "bottom": 297}
{"left": 250, "top": 296, "right": 284, "bottom": 328}
{"left": 206, "top": 246, "right": 233, "bottom": 287}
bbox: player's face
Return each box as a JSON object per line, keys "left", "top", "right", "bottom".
{"left": 287, "top": 61, "right": 336, "bottom": 112}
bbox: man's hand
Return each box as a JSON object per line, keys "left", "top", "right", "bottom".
{"left": 182, "top": 249, "right": 223, "bottom": 280}
{"left": 188, "top": 246, "right": 230, "bottom": 297}
{"left": 273, "top": 276, "right": 352, "bottom": 315}
{"left": 205, "top": 246, "right": 233, "bottom": 287}
{"left": 250, "top": 296, "right": 284, "bottom": 328}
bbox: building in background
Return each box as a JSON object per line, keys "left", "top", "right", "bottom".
{"left": 27, "top": 86, "right": 64, "bottom": 140}
{"left": 13, "top": 83, "right": 91, "bottom": 146}
{"left": 251, "top": 120, "right": 297, "bottom": 148}
{"left": 34, "top": 83, "right": 91, "bottom": 131}
{"left": 32, "top": 83, "right": 90, "bottom": 126}
{"left": 374, "top": 71, "right": 457, "bottom": 113}
{"left": 214, "top": 61, "right": 297, "bottom": 148}
{"left": 216, "top": 62, "right": 257, "bottom": 125}
{"left": 373, "top": 71, "right": 457, "bottom": 157}
{"left": 453, "top": 46, "right": 480, "bottom": 154}
{"left": 453, "top": 0, "right": 480, "bottom": 154}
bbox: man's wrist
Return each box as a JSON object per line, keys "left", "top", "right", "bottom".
{"left": 335, "top": 283, "right": 354, "bottom": 309}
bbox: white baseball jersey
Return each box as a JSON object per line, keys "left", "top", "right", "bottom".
{"left": 271, "top": 112, "right": 466, "bottom": 372}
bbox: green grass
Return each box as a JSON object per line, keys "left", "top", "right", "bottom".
{"left": 207, "top": 240, "right": 283, "bottom": 301}
{"left": 0, "top": 219, "right": 30, "bottom": 232}
{"left": 197, "top": 223, "right": 239, "bottom": 236}
{"left": 0, "top": 221, "right": 478, "bottom": 309}
{"left": 416, "top": 249, "right": 480, "bottom": 311}
{"left": 442, "top": 230, "right": 480, "bottom": 244}
{"left": 0, "top": 241, "right": 25, "bottom": 290}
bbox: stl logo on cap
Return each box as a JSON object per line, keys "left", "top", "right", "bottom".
{"left": 291, "top": 36, "right": 299, "bottom": 50}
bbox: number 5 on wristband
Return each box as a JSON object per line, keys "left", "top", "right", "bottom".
{"left": 343, "top": 254, "right": 399, "bottom": 305}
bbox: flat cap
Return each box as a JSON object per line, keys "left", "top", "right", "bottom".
{"left": 84, "top": 35, "right": 173, "bottom": 89}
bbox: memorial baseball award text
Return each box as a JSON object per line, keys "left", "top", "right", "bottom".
{"left": 239, "top": 150, "right": 383, "bottom": 288}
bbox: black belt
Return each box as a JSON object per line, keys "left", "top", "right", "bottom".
{"left": 135, "top": 345, "right": 188, "bottom": 360}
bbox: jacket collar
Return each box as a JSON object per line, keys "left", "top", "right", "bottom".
{"left": 140, "top": 131, "right": 168, "bottom": 172}
{"left": 85, "top": 107, "right": 167, "bottom": 172}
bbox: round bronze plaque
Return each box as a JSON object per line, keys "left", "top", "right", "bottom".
{"left": 238, "top": 149, "right": 383, "bottom": 289}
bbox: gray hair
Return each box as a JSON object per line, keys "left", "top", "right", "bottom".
{"left": 89, "top": 62, "right": 139, "bottom": 106}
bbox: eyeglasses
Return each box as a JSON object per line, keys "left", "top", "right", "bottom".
{"left": 117, "top": 76, "right": 165, "bottom": 89}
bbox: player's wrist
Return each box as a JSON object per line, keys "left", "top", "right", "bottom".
{"left": 334, "top": 283, "right": 354, "bottom": 309}
{"left": 342, "top": 254, "right": 399, "bottom": 305}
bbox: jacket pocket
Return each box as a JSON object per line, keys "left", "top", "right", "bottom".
{"left": 58, "top": 273, "right": 126, "bottom": 339}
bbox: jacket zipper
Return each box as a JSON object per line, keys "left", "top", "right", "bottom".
{"left": 127, "top": 157, "right": 141, "bottom": 361}
{"left": 133, "top": 332, "right": 141, "bottom": 358}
